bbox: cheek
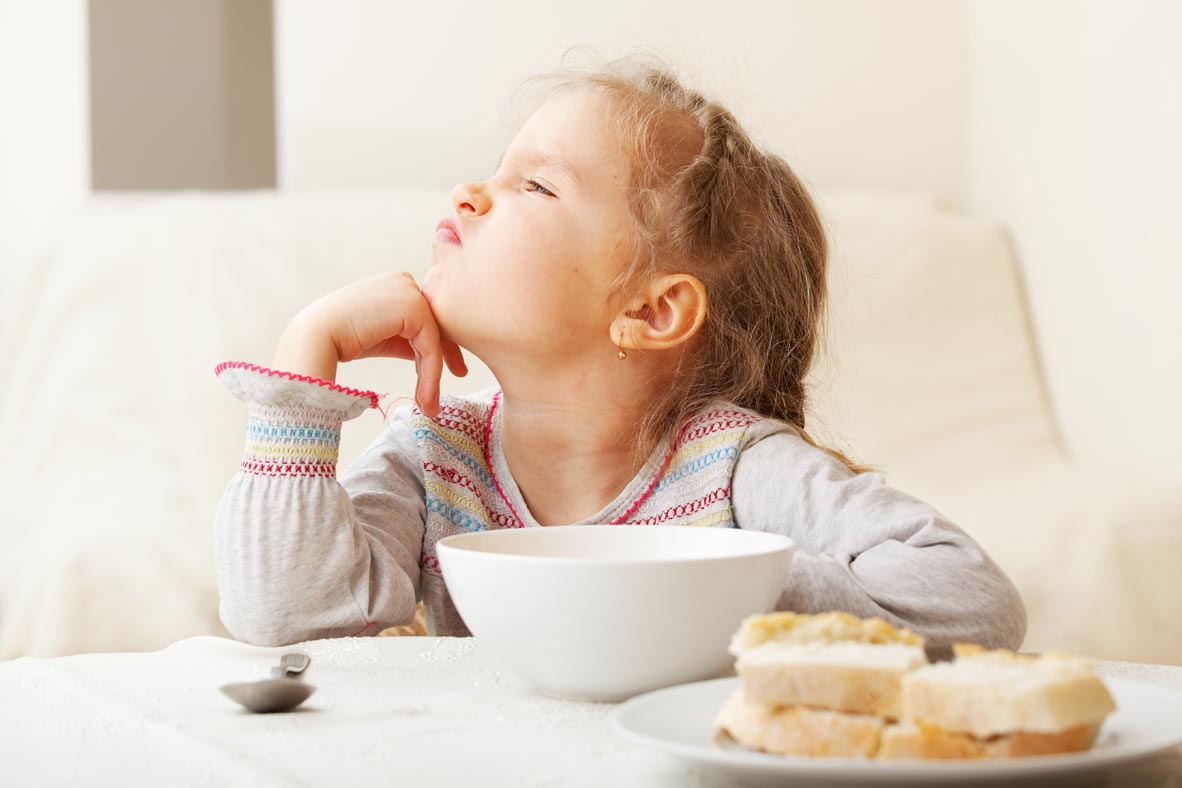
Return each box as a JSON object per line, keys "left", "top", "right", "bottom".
{"left": 544, "top": 267, "right": 609, "bottom": 336}
{"left": 483, "top": 219, "right": 608, "bottom": 332}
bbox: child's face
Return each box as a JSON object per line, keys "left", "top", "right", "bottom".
{"left": 421, "top": 88, "right": 634, "bottom": 371}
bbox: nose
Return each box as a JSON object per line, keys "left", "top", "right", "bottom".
{"left": 451, "top": 179, "right": 491, "bottom": 216}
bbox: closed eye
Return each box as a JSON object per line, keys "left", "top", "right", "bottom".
{"left": 522, "top": 178, "right": 556, "bottom": 198}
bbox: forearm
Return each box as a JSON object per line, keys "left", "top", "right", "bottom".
{"left": 778, "top": 548, "right": 1027, "bottom": 662}
{"left": 271, "top": 318, "right": 340, "bottom": 384}
{"left": 215, "top": 472, "right": 418, "bottom": 646}
{"left": 213, "top": 363, "right": 424, "bottom": 646}
{"left": 732, "top": 426, "right": 1028, "bottom": 661}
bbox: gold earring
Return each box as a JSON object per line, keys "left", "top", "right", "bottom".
{"left": 617, "top": 333, "right": 627, "bottom": 360}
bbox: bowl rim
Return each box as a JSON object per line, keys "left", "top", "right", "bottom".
{"left": 435, "top": 525, "right": 795, "bottom": 567}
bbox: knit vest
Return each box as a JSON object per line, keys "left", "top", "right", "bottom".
{"left": 411, "top": 386, "right": 766, "bottom": 636}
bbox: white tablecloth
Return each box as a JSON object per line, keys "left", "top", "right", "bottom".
{"left": 1, "top": 635, "right": 1179, "bottom": 787}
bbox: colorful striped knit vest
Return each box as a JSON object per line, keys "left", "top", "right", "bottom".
{"left": 413, "top": 386, "right": 766, "bottom": 636}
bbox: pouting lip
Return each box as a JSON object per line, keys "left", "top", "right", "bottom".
{"left": 435, "top": 216, "right": 462, "bottom": 244}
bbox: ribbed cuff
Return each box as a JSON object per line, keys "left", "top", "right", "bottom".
{"left": 215, "top": 360, "right": 385, "bottom": 478}
{"left": 240, "top": 401, "right": 346, "bottom": 478}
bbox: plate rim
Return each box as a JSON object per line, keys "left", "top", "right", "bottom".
{"left": 609, "top": 675, "right": 1182, "bottom": 779}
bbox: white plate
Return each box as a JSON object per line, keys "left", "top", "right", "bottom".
{"left": 611, "top": 676, "right": 1182, "bottom": 786}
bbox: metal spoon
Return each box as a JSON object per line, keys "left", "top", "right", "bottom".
{"left": 220, "top": 652, "right": 316, "bottom": 713}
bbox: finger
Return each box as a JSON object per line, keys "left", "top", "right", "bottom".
{"left": 406, "top": 314, "right": 444, "bottom": 418}
{"left": 441, "top": 338, "right": 468, "bottom": 377}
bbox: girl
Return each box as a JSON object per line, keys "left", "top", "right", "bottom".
{"left": 214, "top": 53, "right": 1026, "bottom": 661}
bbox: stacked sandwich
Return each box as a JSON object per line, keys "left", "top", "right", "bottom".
{"left": 714, "top": 611, "right": 1116, "bottom": 760}
{"left": 879, "top": 642, "right": 1118, "bottom": 759}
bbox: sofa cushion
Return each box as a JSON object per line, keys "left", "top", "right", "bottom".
{"left": 1, "top": 187, "right": 1176, "bottom": 664}
{"left": 807, "top": 190, "right": 1062, "bottom": 482}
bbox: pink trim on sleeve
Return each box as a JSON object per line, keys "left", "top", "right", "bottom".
{"left": 214, "top": 360, "right": 382, "bottom": 410}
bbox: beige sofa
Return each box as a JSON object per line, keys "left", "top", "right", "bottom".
{"left": 1, "top": 188, "right": 1178, "bottom": 664}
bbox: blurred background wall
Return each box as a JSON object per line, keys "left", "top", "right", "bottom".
{"left": 967, "top": 1, "right": 1182, "bottom": 483}
{"left": 0, "top": 1, "right": 89, "bottom": 358}
{"left": 1, "top": 0, "right": 1178, "bottom": 481}
{"left": 89, "top": 0, "right": 276, "bottom": 190}
{"left": 272, "top": 0, "right": 969, "bottom": 201}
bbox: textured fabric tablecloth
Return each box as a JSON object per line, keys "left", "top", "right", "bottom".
{"left": 1, "top": 635, "right": 1179, "bottom": 787}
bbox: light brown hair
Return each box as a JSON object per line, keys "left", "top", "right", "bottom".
{"left": 507, "top": 48, "right": 878, "bottom": 476}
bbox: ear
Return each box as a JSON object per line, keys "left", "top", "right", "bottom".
{"left": 612, "top": 274, "right": 708, "bottom": 352}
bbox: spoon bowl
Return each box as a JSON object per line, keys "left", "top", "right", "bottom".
{"left": 219, "top": 677, "right": 317, "bottom": 713}
{"left": 220, "top": 651, "right": 316, "bottom": 713}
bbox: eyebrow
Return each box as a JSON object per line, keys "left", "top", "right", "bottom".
{"left": 496, "top": 148, "right": 580, "bottom": 189}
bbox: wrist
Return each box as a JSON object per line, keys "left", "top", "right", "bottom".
{"left": 272, "top": 319, "right": 340, "bottom": 383}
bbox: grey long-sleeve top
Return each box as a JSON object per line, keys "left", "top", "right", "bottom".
{"left": 213, "top": 361, "right": 1027, "bottom": 661}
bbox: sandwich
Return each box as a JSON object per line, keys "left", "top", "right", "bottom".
{"left": 716, "top": 611, "right": 928, "bottom": 757}
{"left": 877, "top": 643, "right": 1117, "bottom": 759}
{"left": 713, "top": 612, "right": 1116, "bottom": 760}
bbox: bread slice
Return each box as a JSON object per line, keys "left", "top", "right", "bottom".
{"left": 728, "top": 612, "right": 927, "bottom": 718}
{"left": 714, "top": 685, "right": 884, "bottom": 758}
{"left": 900, "top": 643, "right": 1117, "bottom": 738}
{"left": 714, "top": 685, "right": 1102, "bottom": 760}
{"left": 878, "top": 720, "right": 1102, "bottom": 760}
{"left": 737, "top": 640, "right": 927, "bottom": 719}
{"left": 728, "top": 611, "right": 924, "bottom": 655}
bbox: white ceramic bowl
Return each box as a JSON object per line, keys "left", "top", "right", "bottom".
{"left": 436, "top": 525, "right": 794, "bottom": 702}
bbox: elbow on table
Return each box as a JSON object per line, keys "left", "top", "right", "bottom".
{"left": 962, "top": 570, "right": 1029, "bottom": 654}
{"left": 217, "top": 601, "right": 337, "bottom": 648}
{"left": 227, "top": 629, "right": 304, "bottom": 649}
{"left": 221, "top": 620, "right": 372, "bottom": 647}
{"left": 995, "top": 576, "right": 1029, "bottom": 652}
{"left": 219, "top": 612, "right": 306, "bottom": 648}
{"left": 216, "top": 582, "right": 419, "bottom": 646}
{"left": 919, "top": 567, "right": 1029, "bottom": 662}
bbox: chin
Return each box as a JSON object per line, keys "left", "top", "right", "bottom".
{"left": 420, "top": 269, "right": 448, "bottom": 312}
{"left": 425, "top": 298, "right": 472, "bottom": 354}
{"left": 421, "top": 273, "right": 495, "bottom": 361}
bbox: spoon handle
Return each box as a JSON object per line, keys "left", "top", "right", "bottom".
{"left": 270, "top": 652, "right": 311, "bottom": 680}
